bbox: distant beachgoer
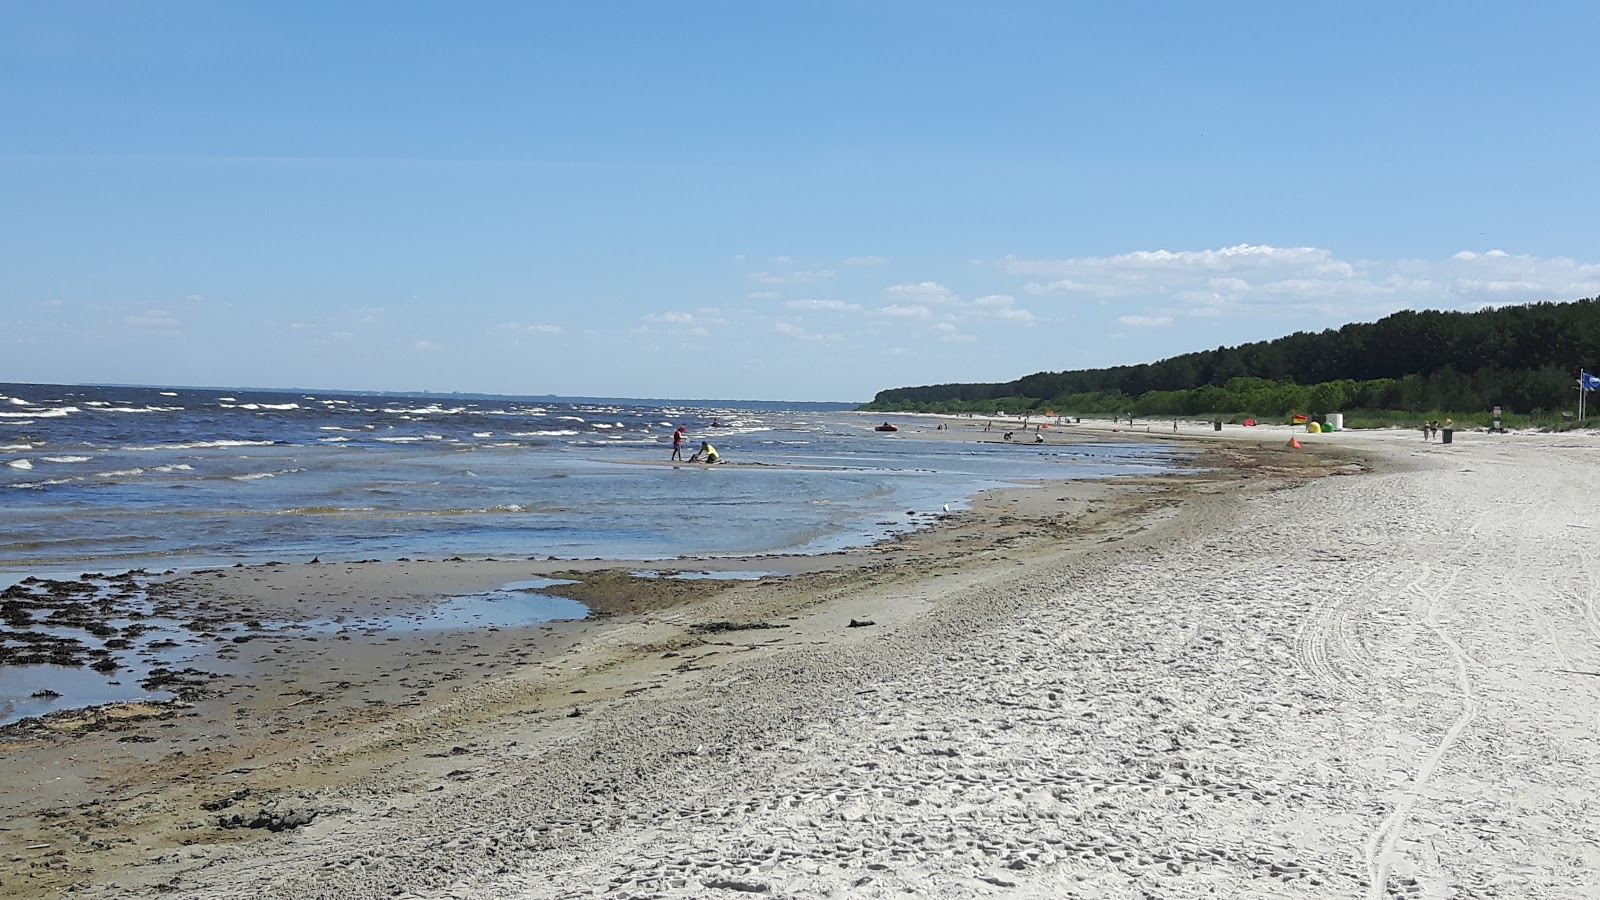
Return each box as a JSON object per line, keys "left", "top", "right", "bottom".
{"left": 689, "top": 442, "right": 720, "bottom": 463}
{"left": 1003, "top": 431, "right": 1014, "bottom": 441}
{"left": 1034, "top": 433, "right": 1044, "bottom": 443}
{"left": 671, "top": 426, "right": 686, "bottom": 461}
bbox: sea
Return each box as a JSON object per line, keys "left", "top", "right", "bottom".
{"left": 0, "top": 382, "right": 1180, "bottom": 582}
{"left": 1, "top": 382, "right": 1183, "bottom": 723}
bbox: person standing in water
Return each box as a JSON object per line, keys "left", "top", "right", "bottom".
{"left": 671, "top": 426, "right": 687, "bottom": 461}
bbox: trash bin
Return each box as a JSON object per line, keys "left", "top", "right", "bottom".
{"left": 1213, "top": 421, "right": 1222, "bottom": 432}
{"left": 1441, "top": 429, "right": 1453, "bottom": 444}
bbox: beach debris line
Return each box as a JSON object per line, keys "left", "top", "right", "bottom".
{"left": 689, "top": 621, "right": 790, "bottom": 635}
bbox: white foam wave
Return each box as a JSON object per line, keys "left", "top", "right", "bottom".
{"left": 381, "top": 405, "right": 465, "bottom": 415}
{"left": 0, "top": 406, "right": 76, "bottom": 419}
{"left": 472, "top": 432, "right": 493, "bottom": 438}
{"left": 91, "top": 464, "right": 194, "bottom": 478}
{"left": 230, "top": 468, "right": 306, "bottom": 482}
{"left": 318, "top": 436, "right": 351, "bottom": 442}
{"left": 159, "top": 391, "right": 178, "bottom": 396}
{"left": 4, "top": 397, "right": 29, "bottom": 405}
{"left": 376, "top": 436, "right": 425, "bottom": 443}
{"left": 510, "top": 430, "right": 579, "bottom": 437}
{"left": 42, "top": 456, "right": 92, "bottom": 463}
{"left": 259, "top": 403, "right": 300, "bottom": 410}
{"left": 97, "top": 406, "right": 183, "bottom": 413}
{"left": 122, "top": 440, "right": 275, "bottom": 451}
{"left": 556, "top": 416, "right": 586, "bottom": 422}
{"left": 6, "top": 459, "right": 33, "bottom": 470}
{"left": 7, "top": 477, "right": 74, "bottom": 489}
{"left": 0, "top": 443, "right": 33, "bottom": 452}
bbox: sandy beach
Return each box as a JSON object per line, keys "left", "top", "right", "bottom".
{"left": 4, "top": 421, "right": 1598, "bottom": 899}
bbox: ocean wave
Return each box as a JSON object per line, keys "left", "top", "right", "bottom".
{"left": 41, "top": 456, "right": 92, "bottom": 463}
{"left": 96, "top": 405, "right": 183, "bottom": 413}
{"left": 5, "top": 461, "right": 192, "bottom": 488}
{"left": 230, "top": 468, "right": 306, "bottom": 482}
{"left": 0, "top": 443, "right": 33, "bottom": 452}
{"left": 556, "top": 416, "right": 586, "bottom": 423}
{"left": 159, "top": 391, "right": 178, "bottom": 396}
{"left": 375, "top": 436, "right": 427, "bottom": 443}
{"left": 6, "top": 459, "right": 33, "bottom": 470}
{"left": 121, "top": 440, "right": 276, "bottom": 451}
{"left": 6, "top": 477, "right": 73, "bottom": 489}
{"left": 510, "top": 430, "right": 579, "bottom": 436}
{"left": 3, "top": 396, "right": 30, "bottom": 405}
{"left": 222, "top": 402, "right": 302, "bottom": 411}
{"left": 472, "top": 432, "right": 493, "bottom": 438}
{"left": 381, "top": 405, "right": 465, "bottom": 415}
{"left": 0, "top": 406, "right": 76, "bottom": 419}
{"left": 318, "top": 436, "right": 351, "bottom": 442}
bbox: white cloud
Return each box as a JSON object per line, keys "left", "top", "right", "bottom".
{"left": 845, "top": 255, "right": 889, "bottom": 266}
{"left": 751, "top": 269, "right": 835, "bottom": 285}
{"left": 1004, "top": 244, "right": 1600, "bottom": 322}
{"left": 967, "top": 294, "right": 1035, "bottom": 322}
{"left": 774, "top": 321, "right": 840, "bottom": 343}
{"left": 784, "top": 298, "right": 862, "bottom": 312}
{"left": 886, "top": 281, "right": 956, "bottom": 301}
{"left": 492, "top": 321, "right": 562, "bottom": 336}
{"left": 876, "top": 303, "right": 932, "bottom": 318}
{"left": 644, "top": 311, "right": 696, "bottom": 325}
{"left": 123, "top": 309, "right": 182, "bottom": 335}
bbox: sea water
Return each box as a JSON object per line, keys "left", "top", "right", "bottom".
{"left": 0, "top": 382, "right": 1177, "bottom": 579}
{"left": 1, "top": 382, "right": 1182, "bottom": 724}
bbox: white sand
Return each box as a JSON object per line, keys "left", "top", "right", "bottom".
{"left": 56, "top": 430, "right": 1600, "bottom": 897}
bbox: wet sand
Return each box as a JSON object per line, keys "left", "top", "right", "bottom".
{"left": 5, "top": 424, "right": 1597, "bottom": 898}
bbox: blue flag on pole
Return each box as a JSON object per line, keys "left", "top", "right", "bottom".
{"left": 1583, "top": 372, "right": 1600, "bottom": 391}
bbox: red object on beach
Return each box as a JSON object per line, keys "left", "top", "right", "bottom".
{"left": 1242, "top": 418, "right": 1257, "bottom": 426}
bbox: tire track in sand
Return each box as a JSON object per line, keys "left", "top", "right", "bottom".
{"left": 1364, "top": 562, "right": 1478, "bottom": 899}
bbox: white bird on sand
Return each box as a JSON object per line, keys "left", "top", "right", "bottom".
{"left": 942, "top": 503, "right": 950, "bottom": 514}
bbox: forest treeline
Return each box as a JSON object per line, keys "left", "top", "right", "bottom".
{"left": 862, "top": 298, "right": 1600, "bottom": 420}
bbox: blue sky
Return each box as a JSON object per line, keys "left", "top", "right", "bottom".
{"left": 4, "top": 2, "right": 1598, "bottom": 401}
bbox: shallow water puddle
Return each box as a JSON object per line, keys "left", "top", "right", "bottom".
{"left": 1, "top": 575, "right": 590, "bottom": 726}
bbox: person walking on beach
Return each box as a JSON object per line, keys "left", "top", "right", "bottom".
{"left": 670, "top": 426, "right": 687, "bottom": 461}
